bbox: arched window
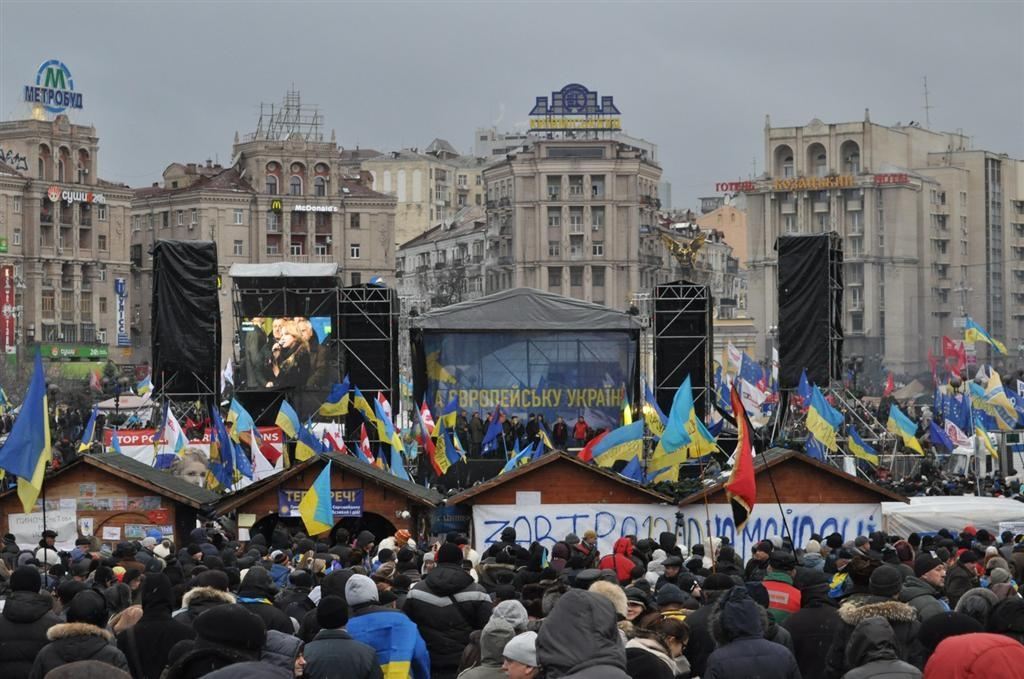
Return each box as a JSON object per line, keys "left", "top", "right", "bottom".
{"left": 57, "top": 147, "right": 71, "bottom": 183}
{"left": 77, "top": 149, "right": 90, "bottom": 183}
{"left": 774, "top": 144, "right": 794, "bottom": 178}
{"left": 266, "top": 175, "right": 279, "bottom": 195}
{"left": 807, "top": 143, "right": 827, "bottom": 177}
{"left": 57, "top": 159, "right": 66, "bottom": 183}
{"left": 841, "top": 140, "right": 861, "bottom": 174}
{"left": 289, "top": 175, "right": 303, "bottom": 196}
{"left": 38, "top": 144, "right": 51, "bottom": 180}
{"left": 314, "top": 176, "right": 327, "bottom": 197}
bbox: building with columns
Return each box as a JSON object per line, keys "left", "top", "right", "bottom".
{"left": 742, "top": 112, "right": 1023, "bottom": 374}
{"left": 0, "top": 115, "right": 133, "bottom": 370}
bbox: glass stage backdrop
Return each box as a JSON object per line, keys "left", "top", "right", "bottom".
{"left": 422, "top": 331, "right": 636, "bottom": 431}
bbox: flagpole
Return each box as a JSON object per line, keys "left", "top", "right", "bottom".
{"left": 758, "top": 447, "right": 793, "bottom": 547}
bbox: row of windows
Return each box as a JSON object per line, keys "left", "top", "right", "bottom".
{"left": 547, "top": 241, "right": 605, "bottom": 257}
{"left": 5, "top": 228, "right": 109, "bottom": 251}
{"left": 264, "top": 240, "right": 361, "bottom": 259}
{"left": 547, "top": 266, "right": 606, "bottom": 288}
{"left": 265, "top": 175, "right": 330, "bottom": 197}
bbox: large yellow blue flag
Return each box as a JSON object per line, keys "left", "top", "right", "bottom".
{"left": 319, "top": 376, "right": 351, "bottom": 416}
{"left": 352, "top": 385, "right": 381, "bottom": 431}
{"left": 806, "top": 386, "right": 842, "bottom": 452}
{"left": 298, "top": 461, "right": 334, "bottom": 535}
{"left": 654, "top": 376, "right": 694, "bottom": 458}
{"left": 0, "top": 351, "right": 52, "bottom": 512}
{"left": 964, "top": 317, "right": 1007, "bottom": 355}
{"left": 591, "top": 421, "right": 645, "bottom": 468}
{"left": 887, "top": 404, "right": 924, "bottom": 455}
{"left": 275, "top": 400, "right": 301, "bottom": 439}
{"left": 847, "top": 426, "right": 879, "bottom": 466}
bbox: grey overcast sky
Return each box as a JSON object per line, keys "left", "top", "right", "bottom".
{"left": 2, "top": 1, "right": 1022, "bottom": 208}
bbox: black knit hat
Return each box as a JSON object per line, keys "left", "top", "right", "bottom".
{"left": 289, "top": 569, "right": 314, "bottom": 589}
{"left": 869, "top": 565, "right": 903, "bottom": 598}
{"left": 703, "top": 573, "right": 736, "bottom": 591}
{"left": 437, "top": 542, "right": 463, "bottom": 564}
{"left": 67, "top": 590, "right": 108, "bottom": 627}
{"left": 987, "top": 597, "right": 1024, "bottom": 636}
{"left": 317, "top": 595, "right": 349, "bottom": 629}
{"left": 196, "top": 569, "right": 230, "bottom": 591}
{"left": 825, "top": 533, "right": 843, "bottom": 549}
{"left": 769, "top": 550, "right": 796, "bottom": 570}
{"left": 9, "top": 565, "right": 41, "bottom": 592}
{"left": 655, "top": 584, "right": 687, "bottom": 606}
{"left": 914, "top": 553, "right": 944, "bottom": 577}
{"left": 918, "top": 611, "right": 983, "bottom": 651}
{"left": 193, "top": 604, "right": 266, "bottom": 657}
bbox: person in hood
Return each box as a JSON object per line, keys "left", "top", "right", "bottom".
{"left": 953, "top": 586, "right": 998, "bottom": 627}
{"left": 599, "top": 537, "right": 638, "bottom": 585}
{"left": 458, "top": 617, "right": 517, "bottom": 679}
{"left": 782, "top": 569, "right": 840, "bottom": 679}
{"left": 29, "top": 590, "right": 131, "bottom": 679}
{"left": 345, "top": 574, "right": 430, "bottom": 679}
{"left": 236, "top": 565, "right": 295, "bottom": 633}
{"left": 658, "top": 531, "right": 682, "bottom": 559}
{"left": 825, "top": 564, "right": 924, "bottom": 679}
{"left": 115, "top": 573, "right": 193, "bottom": 679}
{"left": 404, "top": 542, "right": 493, "bottom": 679}
{"left": 682, "top": 573, "right": 737, "bottom": 677}
{"left": 537, "top": 589, "right": 630, "bottom": 679}
{"left": 703, "top": 586, "right": 800, "bottom": 679}
{"left": 923, "top": 632, "right": 1024, "bottom": 678}
{"left": 841, "top": 616, "right": 922, "bottom": 679}
{"left": 172, "top": 572, "right": 236, "bottom": 628}
{"left": 0, "top": 565, "right": 63, "bottom": 679}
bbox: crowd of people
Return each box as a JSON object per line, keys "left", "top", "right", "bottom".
{"left": 1, "top": 521, "right": 1024, "bottom": 678}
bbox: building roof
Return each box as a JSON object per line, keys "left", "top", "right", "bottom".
{"left": 214, "top": 451, "right": 442, "bottom": 514}
{"left": 0, "top": 453, "right": 221, "bottom": 509}
{"left": 338, "top": 177, "right": 393, "bottom": 200}
{"left": 339, "top": 148, "right": 381, "bottom": 162}
{"left": 678, "top": 447, "right": 908, "bottom": 505}
{"left": 411, "top": 287, "right": 642, "bottom": 332}
{"left": 133, "top": 167, "right": 254, "bottom": 200}
{"left": 398, "top": 206, "right": 487, "bottom": 249}
{"left": 0, "top": 160, "right": 25, "bottom": 178}
{"left": 425, "top": 138, "right": 460, "bottom": 156}
{"left": 447, "top": 451, "right": 673, "bottom": 505}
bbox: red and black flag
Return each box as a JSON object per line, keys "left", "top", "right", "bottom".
{"left": 725, "top": 380, "right": 757, "bottom": 530}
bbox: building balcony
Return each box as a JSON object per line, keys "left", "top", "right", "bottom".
{"left": 416, "top": 264, "right": 429, "bottom": 274}
{"left": 781, "top": 202, "right": 796, "bottom": 215}
{"left": 547, "top": 191, "right": 560, "bottom": 201}
{"left": 497, "top": 255, "right": 513, "bottom": 266}
{"left": 640, "top": 195, "right": 661, "bottom": 208}
{"left": 486, "top": 200, "right": 497, "bottom": 209}
{"left": 498, "top": 197, "right": 511, "bottom": 207}
{"left": 813, "top": 201, "right": 829, "bottom": 213}
{"left": 845, "top": 200, "right": 862, "bottom": 212}
{"left": 569, "top": 223, "right": 584, "bottom": 235}
{"left": 643, "top": 254, "right": 663, "bottom": 266}
{"left": 434, "top": 261, "right": 447, "bottom": 270}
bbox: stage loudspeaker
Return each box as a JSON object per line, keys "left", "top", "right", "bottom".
{"left": 777, "top": 233, "right": 843, "bottom": 390}
{"left": 151, "top": 240, "right": 220, "bottom": 397}
{"left": 653, "top": 281, "right": 713, "bottom": 422}
{"left": 340, "top": 285, "right": 399, "bottom": 412}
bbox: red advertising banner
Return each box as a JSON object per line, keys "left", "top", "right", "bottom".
{"left": 1, "top": 265, "right": 15, "bottom": 354}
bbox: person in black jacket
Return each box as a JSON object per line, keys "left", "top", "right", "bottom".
{"left": 704, "top": 586, "right": 801, "bottom": 679}
{"left": 0, "top": 566, "right": 63, "bottom": 679}
{"left": 782, "top": 569, "right": 841, "bottom": 679}
{"left": 274, "top": 569, "right": 315, "bottom": 622}
{"left": 537, "top": 590, "right": 630, "bottom": 679}
{"left": 162, "top": 604, "right": 268, "bottom": 679}
{"left": 116, "top": 573, "right": 193, "bottom": 679}
{"left": 235, "top": 566, "right": 295, "bottom": 633}
{"left": 682, "top": 573, "right": 737, "bottom": 678}
{"left": 403, "top": 542, "right": 492, "bottom": 679}
{"left": 481, "top": 527, "right": 529, "bottom": 566}
{"left": 29, "top": 590, "right": 131, "bottom": 679}
{"left": 303, "top": 596, "right": 382, "bottom": 679}
{"left": 173, "top": 584, "right": 236, "bottom": 628}
{"left": 841, "top": 617, "right": 923, "bottom": 679}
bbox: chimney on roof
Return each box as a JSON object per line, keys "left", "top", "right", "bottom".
{"left": 152, "top": 182, "right": 158, "bottom": 187}
{"left": 357, "top": 170, "right": 373, "bottom": 187}
{"left": 187, "top": 163, "right": 197, "bottom": 174}
{"left": 206, "top": 159, "right": 213, "bottom": 168}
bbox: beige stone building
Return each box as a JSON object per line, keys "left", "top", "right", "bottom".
{"left": 362, "top": 140, "right": 490, "bottom": 246}
{"left": 481, "top": 138, "right": 663, "bottom": 310}
{"left": 697, "top": 204, "right": 748, "bottom": 268}
{"left": 395, "top": 206, "right": 487, "bottom": 309}
{"left": 131, "top": 93, "right": 397, "bottom": 367}
{"left": 743, "top": 113, "right": 1024, "bottom": 373}
{"left": 0, "top": 115, "right": 133, "bottom": 369}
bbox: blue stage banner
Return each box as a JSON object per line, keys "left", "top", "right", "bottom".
{"left": 278, "top": 488, "right": 363, "bottom": 518}
{"left": 423, "top": 331, "right": 636, "bottom": 431}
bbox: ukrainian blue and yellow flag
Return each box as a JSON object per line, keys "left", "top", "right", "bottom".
{"left": 975, "top": 420, "right": 999, "bottom": 460}
{"left": 642, "top": 382, "right": 667, "bottom": 438}
{"left": 373, "top": 396, "right": 405, "bottom": 454}
{"left": 887, "top": 404, "right": 924, "bottom": 455}
{"left": 111, "top": 429, "right": 123, "bottom": 455}
{"left": 0, "top": 351, "right": 52, "bottom": 512}
{"left": 653, "top": 376, "right": 694, "bottom": 459}
{"left": 136, "top": 374, "right": 153, "bottom": 396}
{"left": 964, "top": 317, "right": 1007, "bottom": 355}
{"left": 319, "top": 376, "right": 351, "bottom": 416}
{"left": 983, "top": 370, "right": 1019, "bottom": 431}
{"left": 622, "top": 395, "right": 633, "bottom": 425}
{"left": 430, "top": 420, "right": 454, "bottom": 476}
{"left": 439, "top": 395, "right": 459, "bottom": 430}
{"left": 618, "top": 456, "right": 644, "bottom": 483}
{"left": 298, "top": 461, "right": 334, "bottom": 535}
{"left": 806, "top": 386, "right": 843, "bottom": 452}
{"left": 352, "top": 385, "right": 381, "bottom": 431}
{"left": 847, "top": 426, "right": 879, "bottom": 466}
{"left": 78, "top": 406, "right": 99, "bottom": 453}
{"left": 227, "top": 398, "right": 256, "bottom": 442}
{"left": 500, "top": 439, "right": 532, "bottom": 475}
{"left": 390, "top": 447, "right": 411, "bottom": 481}
{"left": 591, "top": 421, "right": 645, "bottom": 468}
{"left": 275, "top": 399, "right": 301, "bottom": 439}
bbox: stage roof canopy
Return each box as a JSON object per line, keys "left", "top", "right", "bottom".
{"left": 229, "top": 263, "right": 338, "bottom": 278}
{"left": 412, "top": 287, "right": 641, "bottom": 332}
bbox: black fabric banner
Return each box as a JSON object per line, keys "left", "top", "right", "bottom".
{"left": 152, "top": 240, "right": 220, "bottom": 397}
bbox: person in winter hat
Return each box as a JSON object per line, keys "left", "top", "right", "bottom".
{"left": 598, "top": 537, "right": 638, "bottom": 585}
{"left": 923, "top": 632, "right": 1024, "bottom": 678}
{"left": 39, "top": 660, "right": 132, "bottom": 679}
{"left": 782, "top": 568, "right": 841, "bottom": 679}
{"left": 624, "top": 627, "right": 676, "bottom": 679}
{"left": 825, "top": 564, "right": 924, "bottom": 678}
{"left": 404, "top": 542, "right": 492, "bottom": 679}
{"left": 303, "top": 595, "right": 382, "bottom": 679}
{"left": 682, "top": 572, "right": 738, "bottom": 678}
{"left": 236, "top": 565, "right": 294, "bottom": 633}
{"left": 986, "top": 596, "right": 1024, "bottom": 643}
{"left": 953, "top": 587, "right": 998, "bottom": 627}
{"left": 502, "top": 631, "right": 539, "bottom": 679}
{"left": 345, "top": 573, "right": 430, "bottom": 679}
{"left": 916, "top": 611, "right": 983, "bottom": 657}
{"left": 458, "top": 617, "right": 517, "bottom": 679}
{"left": 899, "top": 553, "right": 949, "bottom": 623}
{"left": 840, "top": 616, "right": 922, "bottom": 679}
{"left": 172, "top": 574, "right": 236, "bottom": 628}
{"left": 162, "top": 603, "right": 267, "bottom": 679}
{"left": 536, "top": 590, "right": 630, "bottom": 679}
{"left": 0, "top": 565, "right": 63, "bottom": 679}
{"left": 29, "top": 590, "right": 131, "bottom": 679}
{"left": 116, "top": 573, "right": 193, "bottom": 679}
{"left": 704, "top": 586, "right": 800, "bottom": 679}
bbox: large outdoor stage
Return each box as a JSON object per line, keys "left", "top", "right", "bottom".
{"left": 410, "top": 288, "right": 642, "bottom": 484}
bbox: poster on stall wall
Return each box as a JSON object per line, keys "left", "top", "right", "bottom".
{"left": 9, "top": 509, "right": 78, "bottom": 551}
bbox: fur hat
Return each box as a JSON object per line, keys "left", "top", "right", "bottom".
{"left": 588, "top": 580, "right": 627, "bottom": 619}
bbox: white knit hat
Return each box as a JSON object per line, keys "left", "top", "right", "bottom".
{"left": 503, "top": 631, "right": 538, "bottom": 667}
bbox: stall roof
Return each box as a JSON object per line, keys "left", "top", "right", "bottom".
{"left": 229, "top": 263, "right": 339, "bottom": 278}
{"left": 679, "top": 447, "right": 908, "bottom": 505}
{"left": 447, "top": 451, "right": 673, "bottom": 505}
{"left": 0, "top": 453, "right": 221, "bottom": 509}
{"left": 214, "top": 451, "right": 443, "bottom": 514}
{"left": 412, "top": 287, "right": 641, "bottom": 332}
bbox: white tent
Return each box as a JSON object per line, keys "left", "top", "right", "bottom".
{"left": 881, "top": 496, "right": 1024, "bottom": 535}
{"left": 95, "top": 393, "right": 152, "bottom": 412}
